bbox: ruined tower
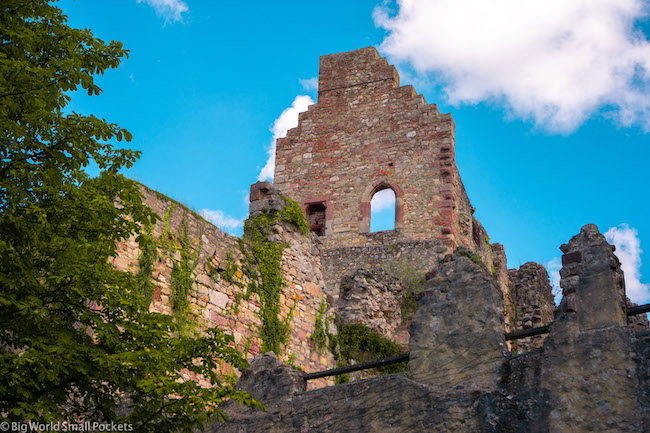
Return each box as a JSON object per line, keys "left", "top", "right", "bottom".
{"left": 274, "top": 47, "right": 493, "bottom": 290}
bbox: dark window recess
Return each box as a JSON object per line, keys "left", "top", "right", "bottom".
{"left": 306, "top": 203, "right": 327, "bottom": 236}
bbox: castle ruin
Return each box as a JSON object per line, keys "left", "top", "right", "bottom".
{"left": 115, "top": 47, "right": 650, "bottom": 432}
{"left": 274, "top": 47, "right": 493, "bottom": 296}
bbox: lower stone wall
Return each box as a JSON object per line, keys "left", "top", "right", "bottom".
{"left": 507, "top": 263, "right": 556, "bottom": 353}
{"left": 210, "top": 330, "right": 650, "bottom": 433}
{"left": 209, "top": 225, "right": 650, "bottom": 432}
{"left": 320, "top": 238, "right": 448, "bottom": 299}
{"left": 113, "top": 185, "right": 335, "bottom": 384}
{"left": 211, "top": 373, "right": 504, "bottom": 433}
{"left": 336, "top": 269, "right": 406, "bottom": 344}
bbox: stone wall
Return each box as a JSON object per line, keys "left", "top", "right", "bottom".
{"left": 508, "top": 262, "right": 556, "bottom": 353}
{"left": 628, "top": 299, "right": 650, "bottom": 332}
{"left": 336, "top": 269, "right": 406, "bottom": 344}
{"left": 319, "top": 237, "right": 446, "bottom": 298}
{"left": 408, "top": 247, "right": 510, "bottom": 387}
{"left": 209, "top": 224, "right": 650, "bottom": 433}
{"left": 274, "top": 47, "right": 491, "bottom": 278}
{"left": 541, "top": 224, "right": 644, "bottom": 431}
{"left": 113, "top": 185, "right": 336, "bottom": 383}
{"left": 491, "top": 243, "right": 516, "bottom": 334}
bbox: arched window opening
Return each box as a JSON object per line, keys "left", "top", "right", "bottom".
{"left": 370, "top": 188, "right": 396, "bottom": 232}
{"left": 305, "top": 202, "right": 327, "bottom": 236}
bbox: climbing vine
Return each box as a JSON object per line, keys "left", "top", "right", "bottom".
{"left": 136, "top": 222, "right": 156, "bottom": 305}
{"left": 158, "top": 204, "right": 175, "bottom": 255}
{"left": 169, "top": 218, "right": 202, "bottom": 335}
{"left": 212, "top": 196, "right": 309, "bottom": 356}
{"left": 324, "top": 323, "right": 407, "bottom": 383}
{"left": 311, "top": 298, "right": 329, "bottom": 350}
{"left": 244, "top": 213, "right": 289, "bottom": 354}
{"left": 135, "top": 203, "right": 203, "bottom": 335}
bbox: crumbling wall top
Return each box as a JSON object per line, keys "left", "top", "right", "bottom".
{"left": 249, "top": 180, "right": 286, "bottom": 217}
{"left": 558, "top": 223, "right": 627, "bottom": 329}
{"left": 318, "top": 47, "right": 399, "bottom": 95}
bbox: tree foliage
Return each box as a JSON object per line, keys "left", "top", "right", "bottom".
{"left": 0, "top": 1, "right": 261, "bottom": 430}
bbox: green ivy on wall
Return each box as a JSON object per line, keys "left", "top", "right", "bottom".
{"left": 311, "top": 298, "right": 329, "bottom": 350}
{"left": 136, "top": 222, "right": 156, "bottom": 305}
{"left": 135, "top": 203, "right": 202, "bottom": 335}
{"left": 170, "top": 218, "right": 202, "bottom": 335}
{"left": 279, "top": 197, "right": 309, "bottom": 236}
{"left": 326, "top": 323, "right": 407, "bottom": 383}
{"left": 212, "top": 196, "right": 309, "bottom": 356}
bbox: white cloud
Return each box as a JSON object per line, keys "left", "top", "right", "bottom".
{"left": 545, "top": 257, "right": 563, "bottom": 305}
{"left": 299, "top": 77, "right": 319, "bottom": 92}
{"left": 137, "top": 0, "right": 188, "bottom": 23}
{"left": 374, "top": 0, "right": 650, "bottom": 132}
{"left": 605, "top": 224, "right": 650, "bottom": 304}
{"left": 198, "top": 209, "right": 244, "bottom": 233}
{"left": 258, "top": 95, "right": 314, "bottom": 181}
{"left": 242, "top": 190, "right": 250, "bottom": 206}
{"left": 371, "top": 188, "right": 396, "bottom": 211}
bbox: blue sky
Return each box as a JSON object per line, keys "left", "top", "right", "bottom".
{"left": 59, "top": 0, "right": 650, "bottom": 304}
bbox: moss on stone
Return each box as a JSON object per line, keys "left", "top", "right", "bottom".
{"left": 330, "top": 323, "right": 407, "bottom": 379}
{"left": 136, "top": 222, "right": 156, "bottom": 305}
{"left": 311, "top": 299, "right": 329, "bottom": 350}
{"left": 459, "top": 250, "right": 483, "bottom": 265}
{"left": 280, "top": 196, "right": 310, "bottom": 236}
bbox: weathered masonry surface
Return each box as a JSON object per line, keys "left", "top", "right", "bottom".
{"left": 210, "top": 225, "right": 650, "bottom": 433}
{"left": 111, "top": 48, "right": 560, "bottom": 382}
{"left": 110, "top": 48, "right": 650, "bottom": 431}
{"left": 274, "top": 47, "right": 492, "bottom": 293}
{"left": 114, "top": 186, "right": 336, "bottom": 384}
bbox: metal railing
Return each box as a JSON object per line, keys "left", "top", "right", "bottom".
{"left": 303, "top": 353, "right": 409, "bottom": 381}
{"left": 505, "top": 302, "right": 650, "bottom": 341}
{"left": 303, "top": 303, "right": 650, "bottom": 381}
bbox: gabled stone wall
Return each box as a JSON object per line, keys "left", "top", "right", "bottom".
{"left": 274, "top": 47, "right": 492, "bottom": 286}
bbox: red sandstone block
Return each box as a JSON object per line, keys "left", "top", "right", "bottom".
{"left": 249, "top": 189, "right": 262, "bottom": 202}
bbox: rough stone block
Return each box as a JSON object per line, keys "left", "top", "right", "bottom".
{"left": 541, "top": 224, "right": 643, "bottom": 432}
{"left": 236, "top": 352, "right": 305, "bottom": 405}
{"left": 209, "top": 291, "right": 229, "bottom": 309}
{"left": 408, "top": 247, "right": 509, "bottom": 386}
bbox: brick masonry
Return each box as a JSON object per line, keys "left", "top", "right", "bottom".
{"left": 110, "top": 48, "right": 650, "bottom": 403}
{"left": 274, "top": 47, "right": 493, "bottom": 287}
{"left": 113, "top": 185, "right": 335, "bottom": 387}
{"left": 507, "top": 262, "right": 556, "bottom": 353}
